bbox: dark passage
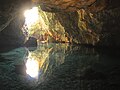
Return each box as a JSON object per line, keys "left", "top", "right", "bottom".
{"left": 0, "top": 43, "right": 120, "bottom": 90}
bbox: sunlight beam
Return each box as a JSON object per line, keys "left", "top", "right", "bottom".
{"left": 24, "top": 7, "right": 39, "bottom": 27}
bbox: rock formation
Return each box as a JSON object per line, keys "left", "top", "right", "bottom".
{"left": 36, "top": 0, "right": 120, "bottom": 47}
{"left": 0, "top": 0, "right": 33, "bottom": 46}
{"left": 0, "top": 0, "right": 120, "bottom": 47}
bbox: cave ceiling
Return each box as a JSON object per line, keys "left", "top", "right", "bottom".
{"left": 33, "top": 0, "right": 106, "bottom": 12}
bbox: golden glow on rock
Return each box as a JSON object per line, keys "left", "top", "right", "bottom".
{"left": 23, "top": 6, "right": 69, "bottom": 43}
{"left": 24, "top": 7, "right": 39, "bottom": 27}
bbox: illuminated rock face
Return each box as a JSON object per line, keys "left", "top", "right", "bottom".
{"left": 0, "top": 0, "right": 120, "bottom": 47}
{"left": 33, "top": 8, "right": 98, "bottom": 44}
{"left": 37, "top": 0, "right": 120, "bottom": 47}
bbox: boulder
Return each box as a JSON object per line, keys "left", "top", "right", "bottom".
{"left": 25, "top": 37, "right": 37, "bottom": 47}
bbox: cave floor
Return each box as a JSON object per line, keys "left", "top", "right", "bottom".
{"left": 0, "top": 43, "right": 120, "bottom": 90}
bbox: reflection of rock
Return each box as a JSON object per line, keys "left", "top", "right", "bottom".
{"left": 27, "top": 47, "right": 37, "bottom": 51}
{"left": 25, "top": 37, "right": 37, "bottom": 47}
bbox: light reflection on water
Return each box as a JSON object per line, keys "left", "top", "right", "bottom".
{"left": 0, "top": 43, "right": 69, "bottom": 87}
{"left": 26, "top": 55, "right": 39, "bottom": 78}
{"left": 1, "top": 43, "right": 120, "bottom": 90}
{"left": 25, "top": 43, "right": 68, "bottom": 81}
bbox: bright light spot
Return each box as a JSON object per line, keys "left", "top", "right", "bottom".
{"left": 24, "top": 7, "right": 39, "bottom": 27}
{"left": 26, "top": 57, "right": 39, "bottom": 78}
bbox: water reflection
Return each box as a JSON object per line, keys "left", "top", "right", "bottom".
{"left": 25, "top": 47, "right": 52, "bottom": 78}
{"left": 26, "top": 55, "right": 39, "bottom": 78}
{"left": 25, "top": 43, "right": 68, "bottom": 82}
{"left": 0, "top": 44, "right": 120, "bottom": 90}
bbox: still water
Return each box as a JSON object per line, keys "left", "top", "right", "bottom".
{"left": 0, "top": 43, "right": 120, "bottom": 90}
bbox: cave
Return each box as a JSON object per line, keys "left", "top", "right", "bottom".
{"left": 0, "top": 0, "right": 120, "bottom": 90}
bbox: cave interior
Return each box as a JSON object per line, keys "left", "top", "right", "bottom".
{"left": 0, "top": 0, "right": 120, "bottom": 90}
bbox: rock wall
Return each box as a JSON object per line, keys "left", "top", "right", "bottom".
{"left": 36, "top": 0, "right": 120, "bottom": 47}
{"left": 95, "top": 4, "right": 120, "bottom": 47}
{"left": 0, "top": 0, "right": 33, "bottom": 46}
{"left": 0, "top": 0, "right": 120, "bottom": 47}
{"left": 0, "top": 15, "right": 25, "bottom": 46}
{"left": 32, "top": 7, "right": 99, "bottom": 44}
